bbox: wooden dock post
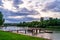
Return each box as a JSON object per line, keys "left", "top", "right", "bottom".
{"left": 32, "top": 29, "right": 35, "bottom": 36}
{"left": 17, "top": 30, "right": 19, "bottom": 33}
{"left": 32, "top": 29, "right": 38, "bottom": 36}
{"left": 36, "top": 29, "right": 38, "bottom": 35}
{"left": 25, "top": 30, "right": 27, "bottom": 34}
{"left": 39, "top": 29, "right": 41, "bottom": 33}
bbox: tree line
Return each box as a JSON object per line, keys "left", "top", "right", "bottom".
{"left": 0, "top": 11, "right": 60, "bottom": 28}
{"left": 17, "top": 17, "right": 60, "bottom": 28}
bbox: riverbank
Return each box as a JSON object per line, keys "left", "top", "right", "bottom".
{"left": 46, "top": 26, "right": 60, "bottom": 31}
{"left": 0, "top": 30, "right": 48, "bottom": 40}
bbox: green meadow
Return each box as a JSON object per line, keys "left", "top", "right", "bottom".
{"left": 0, "top": 31, "right": 48, "bottom": 40}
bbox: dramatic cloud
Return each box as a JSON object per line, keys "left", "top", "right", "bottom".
{"left": 5, "top": 17, "right": 39, "bottom": 23}
{"left": 42, "top": 0, "right": 60, "bottom": 12}
{"left": 0, "top": 0, "right": 60, "bottom": 23}
{"left": 13, "top": 0, "right": 23, "bottom": 9}
{"left": 0, "top": 0, "right": 3, "bottom": 6}
{"left": 0, "top": 7, "right": 40, "bottom": 23}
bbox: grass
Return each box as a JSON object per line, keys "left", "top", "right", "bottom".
{"left": 46, "top": 26, "right": 60, "bottom": 31}
{"left": 0, "top": 30, "right": 47, "bottom": 40}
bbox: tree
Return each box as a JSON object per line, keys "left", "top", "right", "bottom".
{"left": 40, "top": 17, "right": 46, "bottom": 28}
{"left": 48, "top": 17, "right": 53, "bottom": 26}
{"left": 40, "top": 17, "right": 44, "bottom": 22}
{"left": 0, "top": 12, "right": 4, "bottom": 26}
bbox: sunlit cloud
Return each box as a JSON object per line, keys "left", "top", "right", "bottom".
{"left": 2, "top": 0, "right": 13, "bottom": 10}
{"left": 8, "top": 16, "right": 24, "bottom": 19}
{"left": 0, "top": 0, "right": 60, "bottom": 23}
{"left": 27, "top": 15, "right": 40, "bottom": 19}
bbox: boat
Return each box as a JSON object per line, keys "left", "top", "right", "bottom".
{"left": 44, "top": 30, "right": 53, "bottom": 33}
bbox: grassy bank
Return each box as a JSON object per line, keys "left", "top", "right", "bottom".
{"left": 0, "top": 30, "right": 47, "bottom": 40}
{"left": 46, "top": 26, "right": 60, "bottom": 31}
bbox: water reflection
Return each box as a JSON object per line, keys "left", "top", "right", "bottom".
{"left": 0, "top": 26, "right": 26, "bottom": 31}
{"left": 52, "top": 32, "right": 60, "bottom": 40}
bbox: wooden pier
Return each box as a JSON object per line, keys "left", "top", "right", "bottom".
{"left": 6, "top": 28, "right": 53, "bottom": 35}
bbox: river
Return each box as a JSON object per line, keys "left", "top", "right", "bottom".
{"left": 0, "top": 26, "right": 60, "bottom": 40}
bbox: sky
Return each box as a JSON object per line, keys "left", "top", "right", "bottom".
{"left": 0, "top": 0, "right": 60, "bottom": 23}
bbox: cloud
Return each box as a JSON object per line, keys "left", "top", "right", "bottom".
{"left": 1, "top": 0, "right": 60, "bottom": 23}
{"left": 0, "top": 0, "right": 23, "bottom": 12}
{"left": 0, "top": 7, "right": 40, "bottom": 23}
{"left": 8, "top": 16, "right": 24, "bottom": 19}
{"left": 27, "top": 15, "right": 40, "bottom": 19}
{"left": 6, "top": 17, "right": 39, "bottom": 23}
{"left": 4, "top": 8, "right": 40, "bottom": 16}
{"left": 13, "top": 0, "right": 23, "bottom": 8}
{"left": 42, "top": 0, "right": 60, "bottom": 12}
{"left": 13, "top": 0, "right": 23, "bottom": 5}
{"left": 0, "top": 0, "right": 3, "bottom": 6}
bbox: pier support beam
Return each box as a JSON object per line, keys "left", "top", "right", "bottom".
{"left": 25, "top": 30, "right": 27, "bottom": 34}
{"left": 17, "top": 30, "right": 19, "bottom": 33}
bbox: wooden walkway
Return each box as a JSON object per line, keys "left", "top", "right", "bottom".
{"left": 6, "top": 28, "right": 53, "bottom": 34}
